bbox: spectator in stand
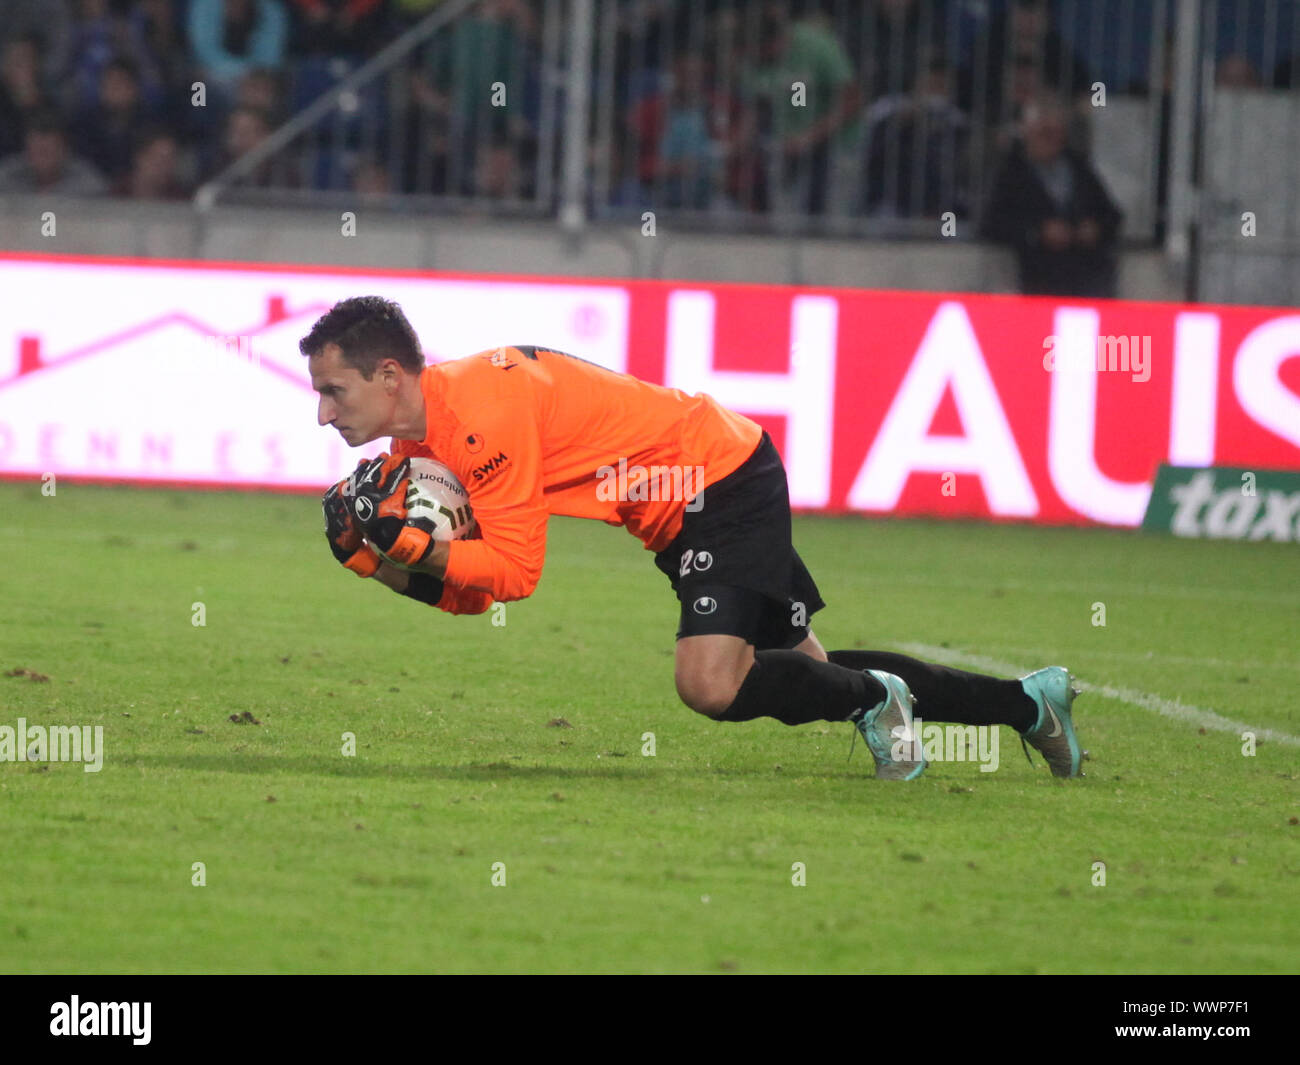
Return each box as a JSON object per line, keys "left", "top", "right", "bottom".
{"left": 123, "top": 126, "right": 191, "bottom": 198}
{"left": 981, "top": 96, "right": 1122, "bottom": 298}
{"left": 611, "top": 0, "right": 728, "bottom": 114}
{"left": 742, "top": 1, "right": 861, "bottom": 217}
{"left": 602, "top": 123, "right": 651, "bottom": 210}
{"left": 191, "top": 66, "right": 286, "bottom": 177}
{"left": 701, "top": 6, "right": 764, "bottom": 211}
{"left": 0, "top": 108, "right": 109, "bottom": 195}
{"left": 962, "top": 0, "right": 1091, "bottom": 121}
{"left": 1273, "top": 52, "right": 1299, "bottom": 89}
{"left": 655, "top": 54, "right": 730, "bottom": 210}
{"left": 352, "top": 157, "right": 390, "bottom": 198}
{"left": 413, "top": 0, "right": 537, "bottom": 196}
{"left": 188, "top": 0, "right": 288, "bottom": 100}
{"left": 628, "top": 53, "right": 743, "bottom": 210}
{"left": 63, "top": 0, "right": 166, "bottom": 115}
{"left": 390, "top": 0, "right": 439, "bottom": 27}
{"left": 9, "top": 0, "right": 73, "bottom": 90}
{"left": 471, "top": 135, "right": 528, "bottom": 200}
{"left": 850, "top": 0, "right": 951, "bottom": 102}
{"left": 289, "top": 1, "right": 390, "bottom": 59}
{"left": 1215, "top": 53, "right": 1262, "bottom": 89}
{"left": 0, "top": 34, "right": 51, "bottom": 158}
{"left": 72, "top": 56, "right": 161, "bottom": 191}
{"left": 860, "top": 59, "right": 970, "bottom": 221}
{"left": 402, "top": 61, "right": 451, "bottom": 194}
{"left": 135, "top": 0, "right": 193, "bottom": 120}
{"left": 235, "top": 66, "right": 285, "bottom": 122}
{"left": 987, "top": 55, "right": 1078, "bottom": 156}
{"left": 209, "top": 103, "right": 277, "bottom": 184}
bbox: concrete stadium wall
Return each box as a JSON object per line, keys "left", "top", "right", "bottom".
{"left": 0, "top": 197, "right": 1189, "bottom": 302}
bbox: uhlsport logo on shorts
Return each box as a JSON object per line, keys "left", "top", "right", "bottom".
{"left": 678, "top": 548, "right": 714, "bottom": 576}
{"left": 693, "top": 596, "right": 718, "bottom": 615}
{"left": 0, "top": 718, "right": 103, "bottom": 772}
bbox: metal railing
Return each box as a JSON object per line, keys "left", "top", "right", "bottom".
{"left": 1195, "top": 0, "right": 1300, "bottom": 304}
{"left": 195, "top": 0, "right": 563, "bottom": 217}
{"left": 197, "top": 0, "right": 1173, "bottom": 234}
{"left": 189, "top": 0, "right": 1300, "bottom": 302}
{"left": 584, "top": 0, "right": 1176, "bottom": 239}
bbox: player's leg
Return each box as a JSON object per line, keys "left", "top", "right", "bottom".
{"left": 657, "top": 431, "right": 923, "bottom": 777}
{"left": 669, "top": 589, "right": 924, "bottom": 779}
{"left": 789, "top": 629, "right": 828, "bottom": 661}
{"left": 819, "top": 650, "right": 1082, "bottom": 778}
{"left": 673, "top": 633, "right": 753, "bottom": 718}
{"left": 790, "top": 628, "right": 1034, "bottom": 728}
{"left": 672, "top": 589, "right": 880, "bottom": 725}
{"left": 786, "top": 580, "right": 1081, "bottom": 775}
{"left": 821, "top": 650, "right": 1035, "bottom": 730}
{"left": 673, "top": 614, "right": 892, "bottom": 728}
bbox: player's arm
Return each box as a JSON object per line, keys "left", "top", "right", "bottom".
{"left": 372, "top": 556, "right": 494, "bottom": 615}
{"left": 346, "top": 459, "right": 490, "bottom": 614}
{"left": 407, "top": 539, "right": 449, "bottom": 578}
{"left": 436, "top": 366, "right": 549, "bottom": 602}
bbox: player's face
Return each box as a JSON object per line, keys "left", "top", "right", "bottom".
{"left": 309, "top": 343, "right": 395, "bottom": 447}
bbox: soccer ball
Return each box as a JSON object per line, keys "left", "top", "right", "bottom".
{"left": 364, "top": 457, "right": 477, "bottom": 568}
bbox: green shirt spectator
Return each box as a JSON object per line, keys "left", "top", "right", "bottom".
{"left": 745, "top": 16, "right": 861, "bottom": 153}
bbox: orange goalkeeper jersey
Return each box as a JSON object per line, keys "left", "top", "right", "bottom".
{"left": 390, "top": 345, "right": 762, "bottom": 614}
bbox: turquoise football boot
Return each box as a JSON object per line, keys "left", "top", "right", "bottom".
{"left": 854, "top": 670, "right": 927, "bottom": 781}
{"left": 1018, "top": 666, "right": 1084, "bottom": 778}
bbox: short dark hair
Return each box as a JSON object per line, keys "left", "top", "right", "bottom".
{"left": 298, "top": 296, "right": 425, "bottom": 378}
{"left": 5, "top": 32, "right": 44, "bottom": 56}
{"left": 226, "top": 104, "right": 271, "bottom": 132}
{"left": 25, "top": 107, "right": 65, "bottom": 139}
{"left": 104, "top": 55, "right": 140, "bottom": 83}
{"left": 131, "top": 123, "right": 178, "bottom": 158}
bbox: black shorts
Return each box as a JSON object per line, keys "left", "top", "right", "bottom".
{"left": 653, "top": 431, "right": 825, "bottom": 649}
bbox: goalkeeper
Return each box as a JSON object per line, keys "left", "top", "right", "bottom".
{"left": 305, "top": 296, "right": 1084, "bottom": 781}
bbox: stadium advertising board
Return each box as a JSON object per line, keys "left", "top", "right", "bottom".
{"left": 1142, "top": 465, "right": 1300, "bottom": 542}
{"left": 1, "top": 253, "right": 1297, "bottom": 529}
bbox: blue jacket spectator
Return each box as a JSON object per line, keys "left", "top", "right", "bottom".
{"left": 188, "top": 0, "right": 288, "bottom": 95}
{"left": 64, "top": 0, "right": 167, "bottom": 115}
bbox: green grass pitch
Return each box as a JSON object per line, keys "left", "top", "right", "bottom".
{"left": 2, "top": 479, "right": 1296, "bottom": 974}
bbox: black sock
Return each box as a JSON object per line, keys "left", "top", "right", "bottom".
{"left": 826, "top": 650, "right": 1036, "bottom": 731}
{"left": 716, "top": 650, "right": 887, "bottom": 726}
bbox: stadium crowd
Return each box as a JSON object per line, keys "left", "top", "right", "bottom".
{"left": 0, "top": 1, "right": 1293, "bottom": 294}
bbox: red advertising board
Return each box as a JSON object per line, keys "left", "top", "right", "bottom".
{"left": 2, "top": 252, "right": 1298, "bottom": 527}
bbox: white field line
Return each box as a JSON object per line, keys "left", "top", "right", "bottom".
{"left": 868, "top": 571, "right": 1300, "bottom": 608}
{"left": 968, "top": 644, "right": 1300, "bottom": 675}
{"left": 893, "top": 642, "right": 1300, "bottom": 749}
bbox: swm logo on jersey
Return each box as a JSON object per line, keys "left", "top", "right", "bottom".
{"left": 471, "top": 451, "right": 511, "bottom": 485}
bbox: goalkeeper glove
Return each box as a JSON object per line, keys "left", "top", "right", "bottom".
{"left": 350, "top": 452, "right": 435, "bottom": 568}
{"left": 324, "top": 474, "right": 381, "bottom": 578}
